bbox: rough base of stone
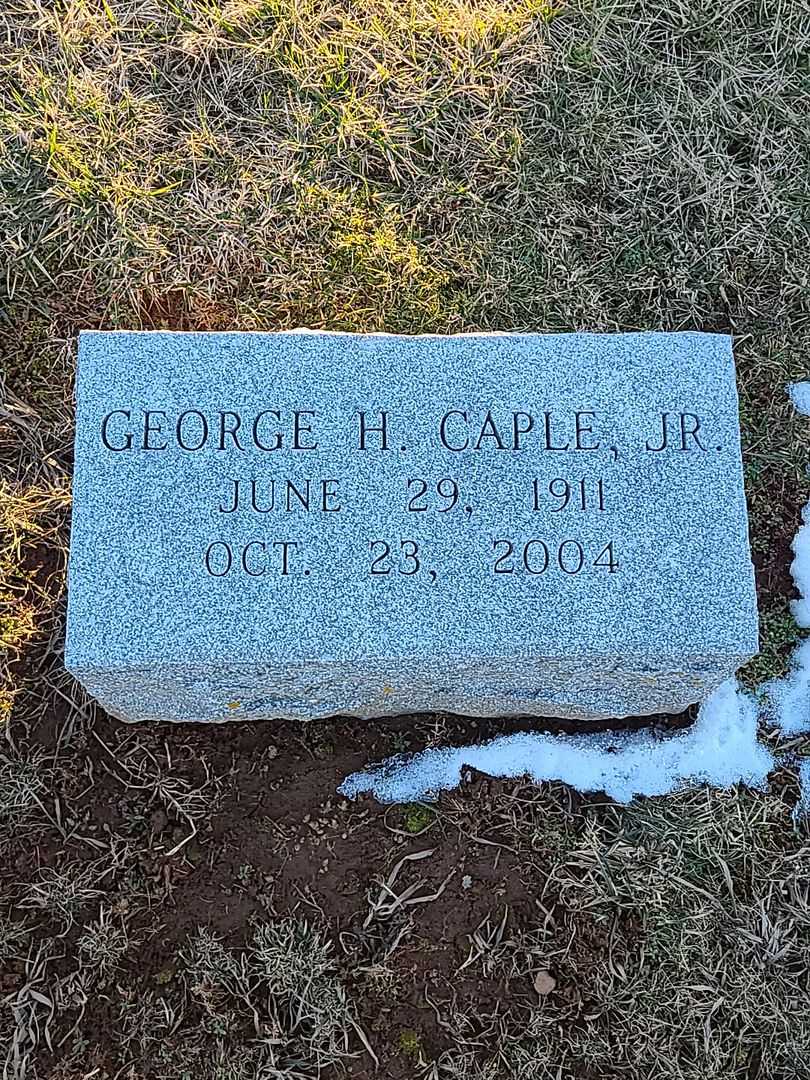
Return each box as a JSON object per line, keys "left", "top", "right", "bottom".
{"left": 71, "top": 656, "right": 750, "bottom": 724}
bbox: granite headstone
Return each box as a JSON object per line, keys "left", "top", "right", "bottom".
{"left": 66, "top": 330, "right": 758, "bottom": 723}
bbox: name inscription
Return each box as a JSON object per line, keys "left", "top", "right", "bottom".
{"left": 98, "top": 406, "right": 720, "bottom": 582}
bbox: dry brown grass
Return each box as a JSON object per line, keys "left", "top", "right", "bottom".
{"left": 432, "top": 783, "right": 810, "bottom": 1079}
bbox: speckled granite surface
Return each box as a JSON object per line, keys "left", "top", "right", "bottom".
{"left": 65, "top": 330, "right": 758, "bottom": 723}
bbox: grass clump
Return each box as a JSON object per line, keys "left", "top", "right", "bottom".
{"left": 0, "top": 477, "right": 71, "bottom": 726}
{"left": 0, "top": 914, "right": 31, "bottom": 964}
{"left": 398, "top": 1027, "right": 423, "bottom": 1059}
{"left": 0, "top": 748, "right": 50, "bottom": 838}
{"left": 19, "top": 864, "right": 103, "bottom": 930}
{"left": 176, "top": 919, "right": 366, "bottom": 1076}
{"left": 77, "top": 908, "right": 129, "bottom": 982}
{"left": 741, "top": 601, "right": 804, "bottom": 687}
{"left": 115, "top": 920, "right": 367, "bottom": 1077}
{"left": 402, "top": 802, "right": 435, "bottom": 833}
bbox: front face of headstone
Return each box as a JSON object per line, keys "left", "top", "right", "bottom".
{"left": 66, "top": 330, "right": 758, "bottom": 723}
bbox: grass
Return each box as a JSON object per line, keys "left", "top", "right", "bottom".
{"left": 401, "top": 803, "right": 435, "bottom": 834}
{"left": 121, "top": 919, "right": 369, "bottom": 1076}
{"left": 742, "top": 601, "right": 804, "bottom": 687}
{"left": 19, "top": 864, "right": 104, "bottom": 930}
{"left": 0, "top": 748, "right": 50, "bottom": 834}
{"left": 1, "top": 0, "right": 810, "bottom": 1077}
{"left": 435, "top": 785, "right": 810, "bottom": 1079}
{"left": 76, "top": 908, "right": 129, "bottom": 981}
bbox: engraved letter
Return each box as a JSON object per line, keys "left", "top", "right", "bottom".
{"left": 204, "top": 541, "right": 232, "bottom": 577}
{"left": 218, "top": 411, "right": 244, "bottom": 451}
{"left": 439, "top": 411, "right": 469, "bottom": 451}
{"left": 143, "top": 410, "right": 169, "bottom": 451}
{"left": 679, "top": 412, "right": 707, "bottom": 451}
{"left": 574, "top": 411, "right": 600, "bottom": 450}
{"left": 293, "top": 410, "right": 318, "bottom": 450}
{"left": 285, "top": 480, "right": 310, "bottom": 511}
{"left": 512, "top": 411, "right": 534, "bottom": 450}
{"left": 253, "top": 410, "right": 282, "bottom": 451}
{"left": 219, "top": 479, "right": 240, "bottom": 514}
{"left": 176, "top": 409, "right": 209, "bottom": 451}
{"left": 273, "top": 540, "right": 300, "bottom": 576}
{"left": 242, "top": 541, "right": 267, "bottom": 577}
{"left": 543, "top": 412, "right": 570, "bottom": 451}
{"left": 321, "top": 479, "right": 342, "bottom": 512}
{"left": 645, "top": 413, "right": 670, "bottom": 452}
{"left": 358, "top": 411, "right": 389, "bottom": 450}
{"left": 474, "top": 411, "right": 506, "bottom": 451}
{"left": 250, "top": 479, "right": 275, "bottom": 513}
{"left": 101, "top": 410, "right": 133, "bottom": 451}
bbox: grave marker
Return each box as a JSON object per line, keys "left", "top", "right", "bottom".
{"left": 66, "top": 330, "right": 758, "bottom": 723}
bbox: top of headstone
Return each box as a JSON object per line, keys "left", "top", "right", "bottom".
{"left": 66, "top": 329, "right": 758, "bottom": 677}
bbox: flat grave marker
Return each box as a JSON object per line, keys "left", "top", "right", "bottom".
{"left": 66, "top": 330, "right": 758, "bottom": 723}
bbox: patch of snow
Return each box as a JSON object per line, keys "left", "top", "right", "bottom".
{"left": 789, "top": 381, "right": 810, "bottom": 417}
{"left": 339, "top": 680, "right": 773, "bottom": 804}
{"left": 763, "top": 379, "right": 810, "bottom": 826}
{"left": 765, "top": 638, "right": 810, "bottom": 735}
{"left": 794, "top": 759, "right": 810, "bottom": 822}
{"left": 790, "top": 501, "right": 810, "bottom": 629}
{"left": 788, "top": 384, "right": 810, "bottom": 628}
{"left": 764, "top": 383, "right": 810, "bottom": 732}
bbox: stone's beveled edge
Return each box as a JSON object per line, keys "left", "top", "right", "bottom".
{"left": 66, "top": 645, "right": 756, "bottom": 724}
{"left": 66, "top": 338, "right": 99, "bottom": 674}
{"left": 63, "top": 626, "right": 761, "bottom": 674}
{"left": 86, "top": 700, "right": 719, "bottom": 725}
{"left": 76, "top": 327, "right": 734, "bottom": 346}
{"left": 712, "top": 333, "right": 760, "bottom": 666}
{"left": 67, "top": 656, "right": 753, "bottom": 725}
